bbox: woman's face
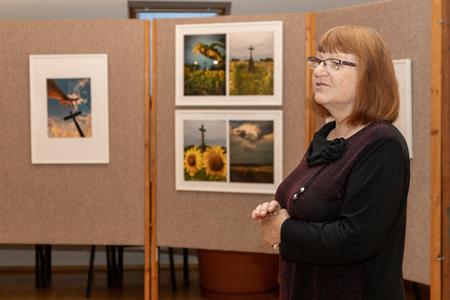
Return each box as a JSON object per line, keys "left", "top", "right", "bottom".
{"left": 312, "top": 52, "right": 358, "bottom": 119}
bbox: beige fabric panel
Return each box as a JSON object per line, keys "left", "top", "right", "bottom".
{"left": 155, "top": 14, "right": 307, "bottom": 253}
{"left": 316, "top": 0, "right": 431, "bottom": 284}
{"left": 0, "top": 20, "right": 147, "bottom": 245}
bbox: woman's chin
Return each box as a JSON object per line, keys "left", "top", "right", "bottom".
{"left": 313, "top": 96, "right": 329, "bottom": 106}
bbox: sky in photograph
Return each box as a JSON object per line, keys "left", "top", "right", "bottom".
{"left": 184, "top": 120, "right": 227, "bottom": 148}
{"left": 48, "top": 115, "right": 92, "bottom": 138}
{"left": 229, "top": 31, "right": 274, "bottom": 60}
{"left": 229, "top": 120, "right": 274, "bottom": 165}
{"left": 184, "top": 34, "right": 226, "bottom": 68}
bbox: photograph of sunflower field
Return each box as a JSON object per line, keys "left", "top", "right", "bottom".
{"left": 229, "top": 31, "right": 274, "bottom": 96}
{"left": 183, "top": 120, "right": 227, "bottom": 181}
{"left": 184, "top": 34, "right": 226, "bottom": 96}
{"left": 229, "top": 120, "right": 274, "bottom": 183}
{"left": 176, "top": 22, "right": 282, "bottom": 105}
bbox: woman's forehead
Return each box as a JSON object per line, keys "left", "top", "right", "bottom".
{"left": 317, "top": 52, "right": 357, "bottom": 61}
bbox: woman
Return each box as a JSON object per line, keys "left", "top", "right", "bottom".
{"left": 251, "top": 25, "right": 410, "bottom": 300}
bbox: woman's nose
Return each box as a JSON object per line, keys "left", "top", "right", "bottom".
{"left": 313, "top": 63, "right": 328, "bottom": 77}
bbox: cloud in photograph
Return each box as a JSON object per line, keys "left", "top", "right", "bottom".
{"left": 230, "top": 120, "right": 274, "bottom": 165}
{"left": 47, "top": 78, "right": 91, "bottom": 119}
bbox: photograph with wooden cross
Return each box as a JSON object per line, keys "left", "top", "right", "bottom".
{"left": 29, "top": 54, "right": 109, "bottom": 164}
{"left": 183, "top": 119, "right": 227, "bottom": 182}
{"left": 175, "top": 110, "right": 283, "bottom": 194}
{"left": 229, "top": 31, "right": 274, "bottom": 96}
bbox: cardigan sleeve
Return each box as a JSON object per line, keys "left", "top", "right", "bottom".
{"left": 279, "top": 137, "right": 409, "bottom": 265}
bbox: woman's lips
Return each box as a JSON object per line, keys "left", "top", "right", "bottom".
{"left": 314, "top": 82, "right": 330, "bottom": 92}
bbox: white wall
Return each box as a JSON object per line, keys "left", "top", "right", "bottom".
{"left": 224, "top": 0, "right": 382, "bottom": 15}
{"left": 0, "top": 0, "right": 128, "bottom": 19}
{"left": 0, "top": 0, "right": 382, "bottom": 19}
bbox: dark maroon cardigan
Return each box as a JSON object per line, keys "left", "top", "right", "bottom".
{"left": 276, "top": 120, "right": 410, "bottom": 300}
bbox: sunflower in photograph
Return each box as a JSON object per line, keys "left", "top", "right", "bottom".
{"left": 184, "top": 147, "right": 203, "bottom": 177}
{"left": 203, "top": 145, "right": 227, "bottom": 179}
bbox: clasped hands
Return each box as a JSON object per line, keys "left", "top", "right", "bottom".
{"left": 251, "top": 200, "right": 289, "bottom": 250}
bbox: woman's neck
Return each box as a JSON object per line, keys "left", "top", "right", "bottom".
{"left": 327, "top": 119, "right": 366, "bottom": 140}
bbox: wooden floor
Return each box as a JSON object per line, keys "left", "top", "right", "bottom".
{"left": 0, "top": 267, "right": 203, "bottom": 300}
{"left": 0, "top": 267, "right": 429, "bottom": 300}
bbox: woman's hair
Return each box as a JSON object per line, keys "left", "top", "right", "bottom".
{"left": 313, "top": 25, "right": 399, "bottom": 125}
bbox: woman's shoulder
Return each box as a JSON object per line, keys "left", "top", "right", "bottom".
{"left": 352, "top": 119, "right": 409, "bottom": 161}
{"left": 365, "top": 120, "right": 407, "bottom": 146}
{"left": 316, "top": 119, "right": 400, "bottom": 142}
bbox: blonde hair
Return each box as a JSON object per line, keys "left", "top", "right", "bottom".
{"left": 313, "top": 25, "right": 399, "bottom": 125}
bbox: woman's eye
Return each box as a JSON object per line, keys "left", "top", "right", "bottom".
{"left": 329, "top": 60, "right": 340, "bottom": 69}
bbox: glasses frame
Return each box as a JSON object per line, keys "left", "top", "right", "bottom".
{"left": 307, "top": 56, "right": 357, "bottom": 71}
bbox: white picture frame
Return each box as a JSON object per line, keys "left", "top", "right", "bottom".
{"left": 176, "top": 21, "right": 283, "bottom": 106}
{"left": 393, "top": 59, "right": 413, "bottom": 158}
{"left": 175, "top": 110, "right": 283, "bottom": 194}
{"left": 29, "top": 54, "right": 109, "bottom": 164}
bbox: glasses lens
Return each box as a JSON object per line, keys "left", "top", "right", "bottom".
{"left": 326, "top": 59, "right": 342, "bottom": 70}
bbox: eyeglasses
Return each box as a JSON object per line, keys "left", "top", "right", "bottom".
{"left": 307, "top": 56, "right": 357, "bottom": 71}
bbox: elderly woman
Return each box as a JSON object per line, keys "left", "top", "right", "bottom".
{"left": 252, "top": 25, "right": 410, "bottom": 299}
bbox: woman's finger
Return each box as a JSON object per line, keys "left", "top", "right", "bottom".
{"left": 260, "top": 202, "right": 270, "bottom": 217}
{"left": 252, "top": 204, "right": 264, "bottom": 219}
{"left": 269, "top": 201, "right": 281, "bottom": 214}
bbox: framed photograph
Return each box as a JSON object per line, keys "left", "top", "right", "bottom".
{"left": 176, "top": 21, "right": 283, "bottom": 106}
{"left": 393, "top": 59, "right": 413, "bottom": 158}
{"left": 175, "top": 110, "right": 283, "bottom": 194}
{"left": 29, "top": 54, "right": 109, "bottom": 164}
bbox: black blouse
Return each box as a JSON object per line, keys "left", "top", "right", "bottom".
{"left": 276, "top": 120, "right": 410, "bottom": 300}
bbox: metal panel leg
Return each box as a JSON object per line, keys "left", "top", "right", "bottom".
{"left": 106, "top": 246, "right": 124, "bottom": 288}
{"left": 183, "top": 248, "right": 189, "bottom": 288}
{"left": 118, "top": 246, "right": 123, "bottom": 287}
{"left": 412, "top": 282, "right": 421, "bottom": 300}
{"left": 45, "top": 245, "right": 51, "bottom": 283}
{"left": 168, "top": 247, "right": 177, "bottom": 292}
{"left": 35, "top": 245, "right": 51, "bottom": 288}
{"left": 85, "top": 246, "right": 96, "bottom": 298}
{"left": 106, "top": 246, "right": 112, "bottom": 287}
{"left": 35, "top": 245, "right": 42, "bottom": 288}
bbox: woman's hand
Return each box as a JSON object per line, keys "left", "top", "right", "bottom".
{"left": 251, "top": 201, "right": 290, "bottom": 249}
{"left": 251, "top": 200, "right": 281, "bottom": 220}
{"left": 261, "top": 209, "right": 289, "bottom": 247}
